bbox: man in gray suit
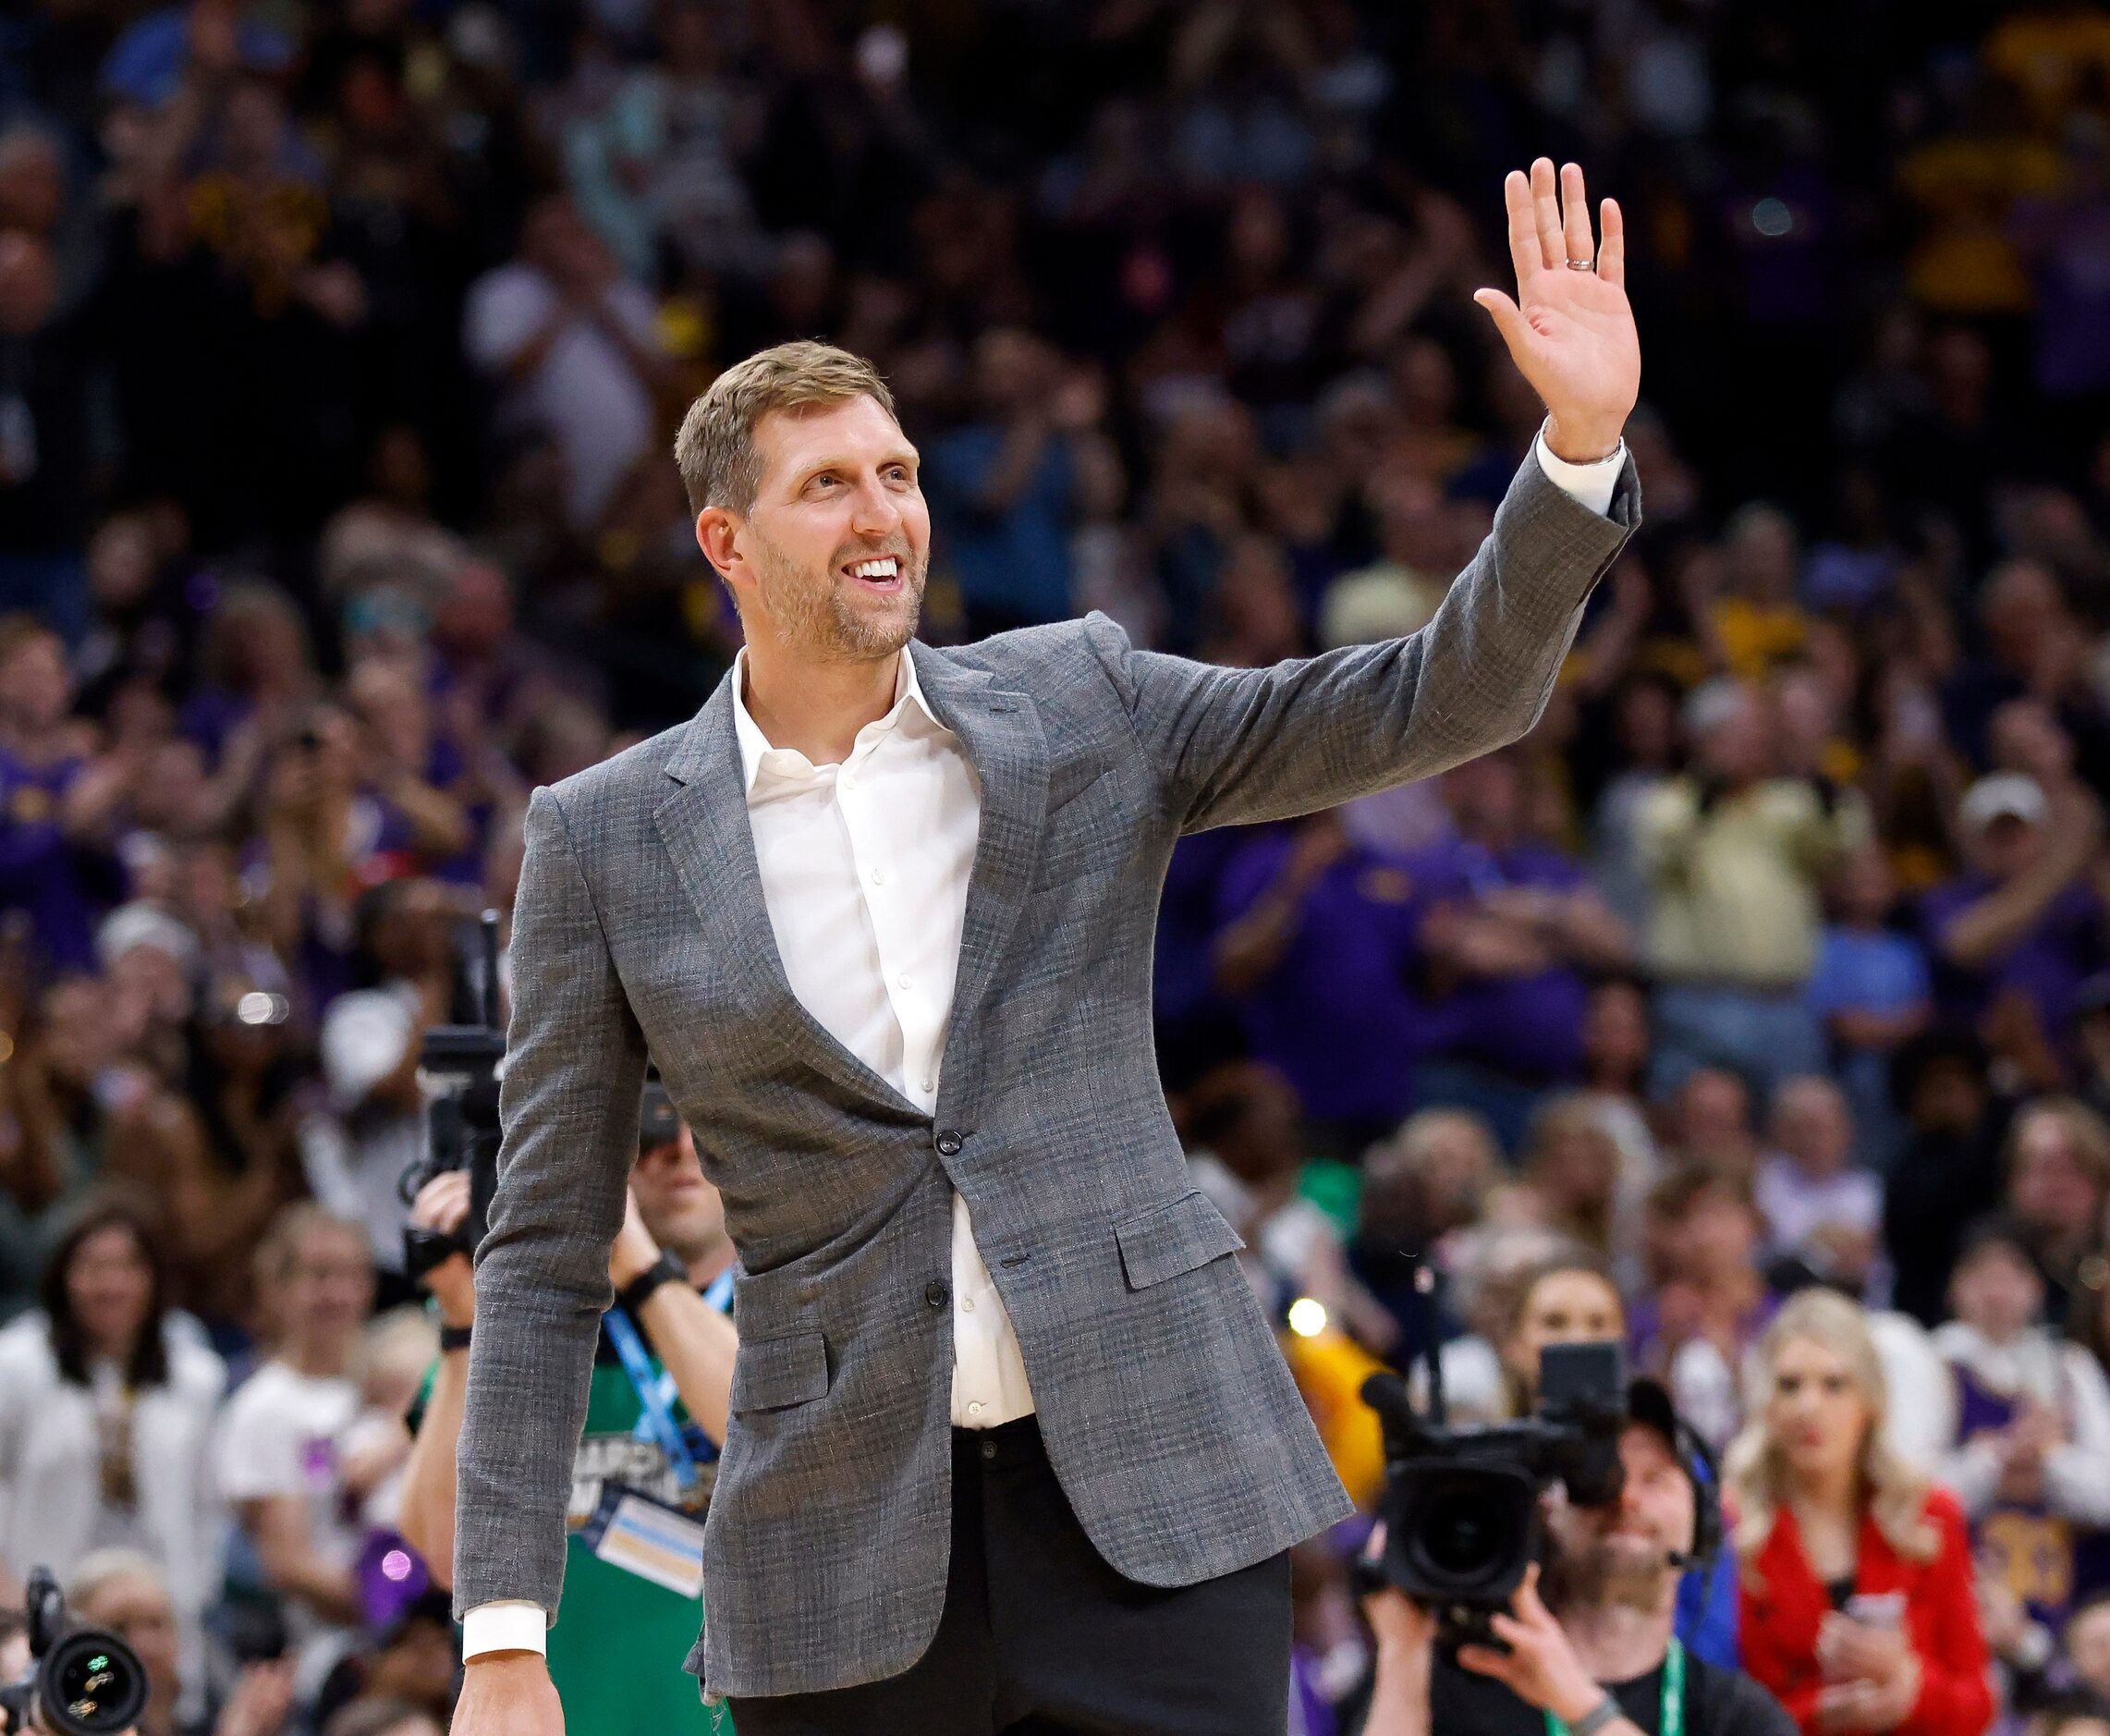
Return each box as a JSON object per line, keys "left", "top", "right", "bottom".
{"left": 452, "top": 158, "right": 1643, "bottom": 1735}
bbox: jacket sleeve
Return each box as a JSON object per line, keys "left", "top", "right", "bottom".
{"left": 1739, "top": 1563, "right": 1827, "bottom": 1736}
{"left": 1903, "top": 1494, "right": 1995, "bottom": 1736}
{"left": 451, "top": 784, "right": 649, "bottom": 1623}
{"left": 1080, "top": 451, "right": 1638, "bottom": 835}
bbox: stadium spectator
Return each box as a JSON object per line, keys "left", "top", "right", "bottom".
{"left": 1213, "top": 810, "right": 1429, "bottom": 1156}
{"left": 1754, "top": 1076, "right": 1882, "bottom": 1294}
{"left": 1807, "top": 846, "right": 1933, "bottom": 1172}
{"left": 1732, "top": 1290, "right": 1994, "bottom": 1736}
{"left": 921, "top": 327, "right": 1100, "bottom": 637}
{"left": 1933, "top": 1217, "right": 2110, "bottom": 1634}
{"left": 309, "top": 879, "right": 452, "bottom": 1287}
{"left": 0, "top": 1199, "right": 226, "bottom": 1710}
{"left": 2073, "top": 1596, "right": 2110, "bottom": 1702}
{"left": 461, "top": 194, "right": 671, "bottom": 532}
{"left": 216, "top": 1204, "right": 375, "bottom": 1704}
{"left": 1186, "top": 1059, "right": 1359, "bottom": 1327}
{"left": 2003, "top": 1097, "right": 2110, "bottom": 1324}
{"left": 1634, "top": 1167, "right": 1775, "bottom": 1451}
{"left": 1638, "top": 679, "right": 1870, "bottom": 1103}
{"left": 68, "top": 1547, "right": 296, "bottom": 1736}
{"left": 1409, "top": 751, "right": 1632, "bottom": 1148}
{"left": 1884, "top": 1027, "right": 2015, "bottom": 1327}
{"left": 1924, "top": 773, "right": 2110, "bottom": 1087}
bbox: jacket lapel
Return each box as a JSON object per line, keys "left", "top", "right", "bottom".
{"left": 908, "top": 642, "right": 1049, "bottom": 1082}
{"left": 653, "top": 679, "right": 921, "bottom": 1117}
{"left": 653, "top": 642, "right": 1050, "bottom": 1117}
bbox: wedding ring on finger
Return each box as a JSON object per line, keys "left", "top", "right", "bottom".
{"left": 1566, "top": 258, "right": 1595, "bottom": 271}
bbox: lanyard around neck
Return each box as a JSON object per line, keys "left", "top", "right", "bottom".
{"left": 1543, "top": 1637, "right": 1684, "bottom": 1736}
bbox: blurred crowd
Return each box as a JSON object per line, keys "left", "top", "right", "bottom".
{"left": 5, "top": 0, "right": 2110, "bottom": 1730}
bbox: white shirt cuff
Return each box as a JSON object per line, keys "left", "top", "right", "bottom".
{"left": 462, "top": 1600, "right": 549, "bottom": 1657}
{"left": 1532, "top": 425, "right": 1625, "bottom": 518}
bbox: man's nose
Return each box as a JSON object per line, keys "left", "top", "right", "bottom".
{"left": 848, "top": 475, "right": 903, "bottom": 538}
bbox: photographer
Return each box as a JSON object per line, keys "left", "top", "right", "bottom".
{"left": 396, "top": 1085, "right": 736, "bottom": 1736}
{"left": 1355, "top": 1381, "right": 1794, "bottom": 1736}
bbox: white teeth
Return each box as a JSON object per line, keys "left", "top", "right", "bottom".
{"left": 849, "top": 557, "right": 899, "bottom": 580}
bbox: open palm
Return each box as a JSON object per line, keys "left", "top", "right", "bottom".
{"left": 1474, "top": 159, "right": 1641, "bottom": 463}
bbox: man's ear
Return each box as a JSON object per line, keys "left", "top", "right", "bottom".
{"left": 695, "top": 508, "right": 742, "bottom": 587}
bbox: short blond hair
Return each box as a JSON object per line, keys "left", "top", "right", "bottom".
{"left": 674, "top": 341, "right": 897, "bottom": 516}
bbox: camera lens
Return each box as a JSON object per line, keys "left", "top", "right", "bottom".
{"left": 43, "top": 1630, "right": 148, "bottom": 1735}
{"left": 1422, "top": 1485, "right": 1519, "bottom": 1577}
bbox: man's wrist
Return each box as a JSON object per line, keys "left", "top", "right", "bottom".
{"left": 616, "top": 1250, "right": 687, "bottom": 1314}
{"left": 1565, "top": 1697, "right": 1624, "bottom": 1736}
{"left": 1544, "top": 1664, "right": 1609, "bottom": 1726}
{"left": 462, "top": 1600, "right": 548, "bottom": 1658}
{"left": 1542, "top": 413, "right": 1624, "bottom": 465}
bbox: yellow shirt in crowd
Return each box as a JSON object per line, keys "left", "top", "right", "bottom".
{"left": 1638, "top": 776, "right": 1872, "bottom": 989}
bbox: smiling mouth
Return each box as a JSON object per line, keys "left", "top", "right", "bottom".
{"left": 844, "top": 555, "right": 905, "bottom": 593}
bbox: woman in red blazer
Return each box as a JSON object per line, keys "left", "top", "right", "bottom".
{"left": 1731, "top": 1290, "right": 1993, "bottom": 1736}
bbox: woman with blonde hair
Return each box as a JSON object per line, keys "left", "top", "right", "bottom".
{"left": 1730, "top": 1289, "right": 1992, "bottom": 1735}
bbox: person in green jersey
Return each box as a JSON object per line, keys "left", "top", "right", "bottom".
{"left": 398, "top": 1082, "right": 738, "bottom": 1736}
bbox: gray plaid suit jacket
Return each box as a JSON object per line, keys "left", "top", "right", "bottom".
{"left": 453, "top": 450, "right": 1640, "bottom": 1698}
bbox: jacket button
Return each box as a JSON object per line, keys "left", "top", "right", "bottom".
{"left": 935, "top": 1130, "right": 963, "bottom": 1156}
{"left": 925, "top": 1281, "right": 950, "bottom": 1310}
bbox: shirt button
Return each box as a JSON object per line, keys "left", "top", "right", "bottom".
{"left": 897, "top": 972, "right": 912, "bottom": 990}
{"left": 935, "top": 1131, "right": 963, "bottom": 1156}
{"left": 921, "top": 1077, "right": 936, "bottom": 1093}
{"left": 841, "top": 772, "right": 858, "bottom": 790}
{"left": 961, "top": 1296, "right": 976, "bottom": 1314}
{"left": 925, "top": 1281, "right": 949, "bottom": 1310}
{"left": 871, "top": 866, "right": 886, "bottom": 885}
{"left": 968, "top": 1401, "right": 984, "bottom": 1418}
{"left": 981, "top": 1437, "right": 998, "bottom": 1461}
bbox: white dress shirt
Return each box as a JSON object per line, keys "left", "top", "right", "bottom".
{"left": 462, "top": 427, "right": 1623, "bottom": 1657}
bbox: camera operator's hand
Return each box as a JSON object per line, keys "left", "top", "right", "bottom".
{"left": 1456, "top": 1565, "right": 1611, "bottom": 1729}
{"left": 1358, "top": 1524, "right": 1438, "bottom": 1736}
{"left": 409, "top": 1171, "right": 476, "bottom": 1326}
{"left": 452, "top": 1651, "right": 564, "bottom": 1736}
{"left": 608, "top": 1186, "right": 662, "bottom": 1290}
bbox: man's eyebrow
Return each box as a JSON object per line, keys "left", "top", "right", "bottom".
{"left": 787, "top": 449, "right": 921, "bottom": 489}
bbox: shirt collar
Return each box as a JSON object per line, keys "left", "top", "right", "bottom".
{"left": 729, "top": 645, "right": 937, "bottom": 793}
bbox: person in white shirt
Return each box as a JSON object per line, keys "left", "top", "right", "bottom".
{"left": 217, "top": 1204, "right": 377, "bottom": 1705}
{"left": 461, "top": 196, "right": 671, "bottom": 530}
{"left": 1932, "top": 1218, "right": 2110, "bottom": 1532}
{"left": 0, "top": 1201, "right": 226, "bottom": 1725}
{"left": 1753, "top": 1076, "right": 1882, "bottom": 1291}
{"left": 308, "top": 880, "right": 454, "bottom": 1282}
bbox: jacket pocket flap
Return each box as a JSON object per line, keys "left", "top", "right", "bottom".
{"left": 729, "top": 1328, "right": 829, "bottom": 1414}
{"left": 1115, "top": 1191, "right": 1245, "bottom": 1290}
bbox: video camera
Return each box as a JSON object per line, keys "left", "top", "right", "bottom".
{"left": 400, "top": 909, "right": 506, "bottom": 1278}
{"left": 0, "top": 1569, "right": 147, "bottom": 1736}
{"left": 1359, "top": 1265, "right": 1627, "bottom": 1646}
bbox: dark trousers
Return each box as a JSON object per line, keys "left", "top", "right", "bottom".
{"left": 729, "top": 1416, "right": 1292, "bottom": 1735}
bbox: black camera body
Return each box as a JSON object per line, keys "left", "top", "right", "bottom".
{"left": 0, "top": 1569, "right": 147, "bottom": 1736}
{"left": 401, "top": 910, "right": 506, "bottom": 1277}
{"left": 1362, "top": 1339, "right": 1628, "bottom": 1644}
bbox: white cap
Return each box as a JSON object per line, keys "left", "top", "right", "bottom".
{"left": 1959, "top": 772, "right": 2047, "bottom": 834}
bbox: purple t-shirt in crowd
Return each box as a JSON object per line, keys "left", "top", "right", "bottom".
{"left": 1212, "top": 832, "right": 1430, "bottom": 1128}
{"left": 1404, "top": 837, "right": 1592, "bottom": 1083}
{"left": 0, "top": 748, "right": 107, "bottom": 972}
{"left": 1920, "top": 872, "right": 2107, "bottom": 1042}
